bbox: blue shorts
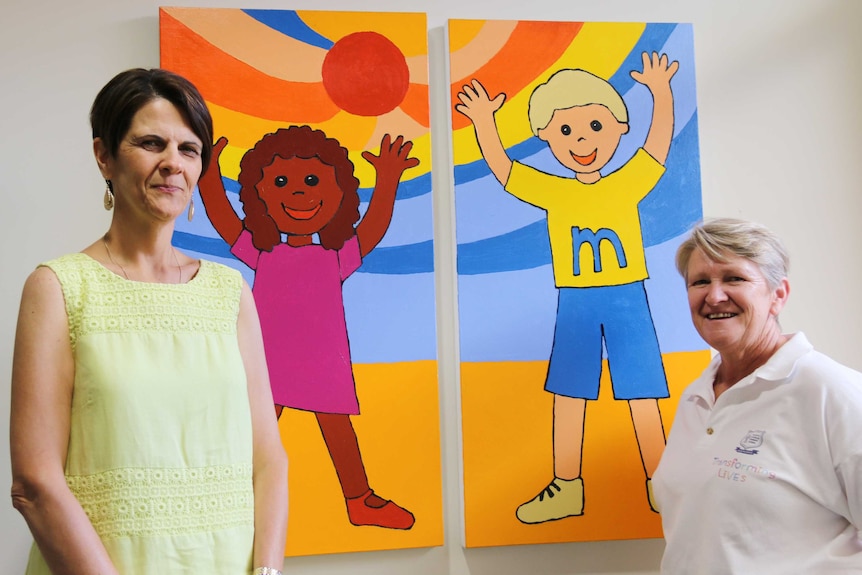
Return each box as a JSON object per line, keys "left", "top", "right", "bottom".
{"left": 545, "top": 282, "right": 669, "bottom": 401}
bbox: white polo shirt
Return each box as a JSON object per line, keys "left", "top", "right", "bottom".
{"left": 653, "top": 332, "right": 862, "bottom": 574}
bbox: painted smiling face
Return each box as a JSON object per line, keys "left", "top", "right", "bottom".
{"left": 537, "top": 104, "right": 628, "bottom": 179}
{"left": 256, "top": 156, "right": 344, "bottom": 236}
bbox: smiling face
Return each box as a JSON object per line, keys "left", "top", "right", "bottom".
{"left": 255, "top": 156, "right": 343, "bottom": 236}
{"left": 95, "top": 97, "right": 203, "bottom": 224}
{"left": 685, "top": 248, "right": 789, "bottom": 357}
{"left": 537, "top": 104, "right": 629, "bottom": 177}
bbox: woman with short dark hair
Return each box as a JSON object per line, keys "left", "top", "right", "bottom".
{"left": 10, "top": 68, "right": 287, "bottom": 575}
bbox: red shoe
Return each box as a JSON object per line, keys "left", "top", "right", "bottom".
{"left": 345, "top": 489, "right": 415, "bottom": 530}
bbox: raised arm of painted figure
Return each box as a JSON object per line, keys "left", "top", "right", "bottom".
{"left": 356, "top": 134, "right": 419, "bottom": 258}
{"left": 455, "top": 79, "right": 512, "bottom": 186}
{"left": 630, "top": 51, "right": 679, "bottom": 166}
{"left": 198, "top": 136, "right": 244, "bottom": 246}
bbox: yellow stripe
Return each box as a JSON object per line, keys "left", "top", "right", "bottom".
{"left": 212, "top": 103, "right": 430, "bottom": 187}
{"left": 296, "top": 10, "right": 428, "bottom": 57}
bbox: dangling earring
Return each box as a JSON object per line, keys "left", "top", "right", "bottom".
{"left": 103, "top": 180, "right": 114, "bottom": 211}
{"left": 187, "top": 195, "right": 195, "bottom": 222}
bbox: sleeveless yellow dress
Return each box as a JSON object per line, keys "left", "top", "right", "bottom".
{"left": 25, "top": 254, "right": 255, "bottom": 574}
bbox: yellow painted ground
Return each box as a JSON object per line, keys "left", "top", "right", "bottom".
{"left": 278, "top": 360, "right": 444, "bottom": 556}
{"left": 460, "top": 350, "right": 711, "bottom": 547}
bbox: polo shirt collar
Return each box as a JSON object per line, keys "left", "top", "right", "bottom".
{"left": 684, "top": 332, "right": 812, "bottom": 404}
{"left": 752, "top": 331, "right": 812, "bottom": 381}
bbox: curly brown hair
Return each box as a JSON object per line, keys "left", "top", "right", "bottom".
{"left": 237, "top": 125, "right": 361, "bottom": 251}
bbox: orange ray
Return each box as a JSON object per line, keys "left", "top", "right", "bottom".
{"left": 449, "top": 20, "right": 518, "bottom": 81}
{"left": 296, "top": 10, "right": 429, "bottom": 57}
{"left": 405, "top": 54, "right": 429, "bottom": 85}
{"left": 448, "top": 19, "right": 485, "bottom": 52}
{"left": 449, "top": 20, "right": 583, "bottom": 131}
{"left": 161, "top": 7, "right": 325, "bottom": 82}
{"left": 365, "top": 106, "right": 430, "bottom": 150}
{"left": 398, "top": 83, "right": 430, "bottom": 129}
{"left": 160, "top": 9, "right": 340, "bottom": 124}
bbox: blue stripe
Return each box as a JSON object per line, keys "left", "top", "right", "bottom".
{"left": 223, "top": 177, "right": 240, "bottom": 194}
{"left": 359, "top": 172, "right": 430, "bottom": 202}
{"left": 360, "top": 240, "right": 434, "bottom": 274}
{"left": 172, "top": 231, "right": 235, "bottom": 259}
{"left": 457, "top": 220, "right": 551, "bottom": 275}
{"left": 241, "top": 10, "right": 333, "bottom": 49}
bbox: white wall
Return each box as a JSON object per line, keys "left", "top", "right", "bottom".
{"left": 2, "top": 0, "right": 860, "bottom": 573}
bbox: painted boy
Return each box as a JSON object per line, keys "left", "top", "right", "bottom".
{"left": 455, "top": 52, "right": 678, "bottom": 523}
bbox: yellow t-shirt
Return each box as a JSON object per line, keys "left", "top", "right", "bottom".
{"left": 505, "top": 148, "right": 665, "bottom": 288}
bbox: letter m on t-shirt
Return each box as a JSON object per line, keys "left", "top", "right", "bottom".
{"left": 572, "top": 227, "right": 627, "bottom": 276}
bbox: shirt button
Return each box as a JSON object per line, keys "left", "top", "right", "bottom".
{"left": 706, "top": 427, "right": 714, "bottom": 435}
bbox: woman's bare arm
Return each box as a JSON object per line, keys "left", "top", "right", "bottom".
{"left": 10, "top": 266, "right": 119, "bottom": 575}
{"left": 237, "top": 282, "right": 289, "bottom": 570}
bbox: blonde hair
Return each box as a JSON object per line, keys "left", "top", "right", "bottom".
{"left": 676, "top": 218, "right": 790, "bottom": 288}
{"left": 528, "top": 69, "right": 628, "bottom": 135}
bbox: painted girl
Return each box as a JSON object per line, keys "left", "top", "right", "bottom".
{"left": 198, "top": 125, "right": 419, "bottom": 529}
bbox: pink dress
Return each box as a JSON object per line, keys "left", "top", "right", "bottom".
{"left": 232, "top": 230, "right": 362, "bottom": 414}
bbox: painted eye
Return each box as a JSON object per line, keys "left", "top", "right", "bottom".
{"left": 274, "top": 176, "right": 287, "bottom": 187}
{"left": 304, "top": 174, "right": 319, "bottom": 186}
{"left": 560, "top": 124, "right": 571, "bottom": 136}
{"left": 590, "top": 120, "right": 603, "bottom": 132}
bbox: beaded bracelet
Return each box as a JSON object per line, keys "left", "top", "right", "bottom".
{"left": 253, "top": 568, "right": 283, "bottom": 575}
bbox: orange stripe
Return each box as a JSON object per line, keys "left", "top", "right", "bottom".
{"left": 161, "top": 7, "right": 325, "bottom": 83}
{"left": 398, "top": 83, "right": 430, "bottom": 128}
{"left": 450, "top": 20, "right": 583, "bottom": 131}
{"left": 159, "top": 9, "right": 340, "bottom": 124}
{"left": 449, "top": 20, "right": 519, "bottom": 80}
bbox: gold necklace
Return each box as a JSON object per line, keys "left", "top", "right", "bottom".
{"left": 102, "top": 235, "right": 182, "bottom": 283}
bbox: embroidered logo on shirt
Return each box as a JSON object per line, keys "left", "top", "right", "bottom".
{"left": 735, "top": 430, "right": 765, "bottom": 455}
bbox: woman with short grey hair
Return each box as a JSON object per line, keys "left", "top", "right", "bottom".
{"left": 654, "top": 217, "right": 862, "bottom": 573}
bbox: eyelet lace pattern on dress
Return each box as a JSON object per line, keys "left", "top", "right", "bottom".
{"left": 66, "top": 464, "right": 254, "bottom": 540}
{"left": 46, "top": 254, "right": 241, "bottom": 351}
{"left": 40, "top": 254, "right": 255, "bottom": 545}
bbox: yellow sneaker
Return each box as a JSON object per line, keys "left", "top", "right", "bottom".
{"left": 646, "top": 478, "right": 659, "bottom": 513}
{"left": 515, "top": 477, "right": 584, "bottom": 524}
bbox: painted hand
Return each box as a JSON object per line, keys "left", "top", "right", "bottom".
{"left": 199, "top": 136, "right": 228, "bottom": 186}
{"left": 454, "top": 79, "right": 506, "bottom": 124}
{"left": 362, "top": 134, "right": 420, "bottom": 179}
{"left": 212, "top": 135, "right": 229, "bottom": 161}
{"left": 630, "top": 51, "right": 679, "bottom": 90}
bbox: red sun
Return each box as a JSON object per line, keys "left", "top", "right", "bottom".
{"left": 322, "top": 31, "right": 409, "bottom": 117}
